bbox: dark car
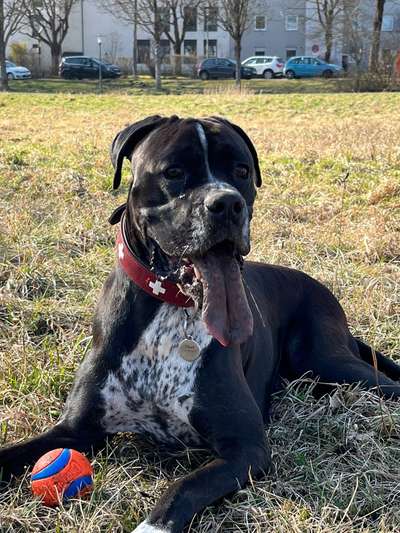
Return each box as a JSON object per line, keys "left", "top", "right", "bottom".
{"left": 197, "top": 58, "right": 256, "bottom": 80}
{"left": 59, "top": 56, "right": 122, "bottom": 80}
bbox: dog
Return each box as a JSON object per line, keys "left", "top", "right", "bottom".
{"left": 1, "top": 115, "right": 400, "bottom": 533}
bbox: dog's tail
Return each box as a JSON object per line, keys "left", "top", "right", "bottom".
{"left": 355, "top": 337, "right": 400, "bottom": 381}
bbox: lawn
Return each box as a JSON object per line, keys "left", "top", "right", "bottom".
{"left": 0, "top": 86, "right": 399, "bottom": 532}
{"left": 6, "top": 75, "right": 358, "bottom": 95}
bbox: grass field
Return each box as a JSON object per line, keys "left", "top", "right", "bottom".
{"left": 0, "top": 84, "right": 399, "bottom": 532}
{"left": 6, "top": 75, "right": 359, "bottom": 95}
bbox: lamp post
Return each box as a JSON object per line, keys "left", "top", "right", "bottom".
{"left": 97, "top": 35, "right": 102, "bottom": 93}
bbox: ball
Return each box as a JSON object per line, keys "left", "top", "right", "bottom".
{"left": 31, "top": 448, "right": 93, "bottom": 506}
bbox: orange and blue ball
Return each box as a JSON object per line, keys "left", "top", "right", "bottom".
{"left": 31, "top": 448, "right": 93, "bottom": 506}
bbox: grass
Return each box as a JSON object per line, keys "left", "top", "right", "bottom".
{"left": 0, "top": 84, "right": 399, "bottom": 532}
{"left": 6, "top": 75, "right": 359, "bottom": 95}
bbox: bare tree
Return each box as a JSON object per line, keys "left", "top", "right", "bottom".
{"left": 307, "top": 0, "right": 347, "bottom": 62}
{"left": 22, "top": 0, "right": 76, "bottom": 75}
{"left": 0, "top": 0, "right": 7, "bottom": 90}
{"left": 135, "top": 0, "right": 169, "bottom": 89}
{"left": 0, "top": 0, "right": 25, "bottom": 90}
{"left": 341, "top": 0, "right": 369, "bottom": 69}
{"left": 97, "top": 0, "right": 138, "bottom": 77}
{"left": 4, "top": 0, "right": 24, "bottom": 45}
{"left": 369, "top": 0, "right": 386, "bottom": 70}
{"left": 163, "top": 0, "right": 202, "bottom": 76}
{"left": 219, "top": 0, "right": 253, "bottom": 87}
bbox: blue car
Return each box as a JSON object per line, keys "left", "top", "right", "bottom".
{"left": 284, "top": 56, "right": 342, "bottom": 79}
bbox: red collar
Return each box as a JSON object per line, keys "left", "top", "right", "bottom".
{"left": 116, "top": 220, "right": 194, "bottom": 308}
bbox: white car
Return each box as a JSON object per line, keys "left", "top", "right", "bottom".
{"left": 6, "top": 60, "right": 32, "bottom": 80}
{"left": 241, "top": 56, "right": 284, "bottom": 79}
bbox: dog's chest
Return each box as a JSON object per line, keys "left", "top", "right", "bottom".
{"left": 100, "top": 304, "right": 212, "bottom": 445}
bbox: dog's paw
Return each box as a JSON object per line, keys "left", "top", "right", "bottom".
{"left": 132, "top": 520, "right": 170, "bottom": 532}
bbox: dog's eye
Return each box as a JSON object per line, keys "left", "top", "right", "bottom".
{"left": 164, "top": 167, "right": 184, "bottom": 180}
{"left": 235, "top": 165, "right": 249, "bottom": 179}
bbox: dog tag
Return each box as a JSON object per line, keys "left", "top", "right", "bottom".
{"left": 179, "top": 339, "right": 201, "bottom": 362}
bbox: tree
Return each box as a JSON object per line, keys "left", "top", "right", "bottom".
{"left": 163, "top": 0, "right": 202, "bottom": 76}
{"left": 4, "top": 0, "right": 24, "bottom": 45}
{"left": 135, "top": 0, "right": 169, "bottom": 89}
{"left": 97, "top": 0, "right": 138, "bottom": 77}
{"left": 22, "top": 0, "right": 76, "bottom": 76}
{"left": 307, "top": 0, "right": 347, "bottom": 63}
{"left": 369, "top": 0, "right": 386, "bottom": 70}
{"left": 0, "top": 0, "right": 7, "bottom": 91}
{"left": 0, "top": 0, "right": 25, "bottom": 91}
{"left": 98, "top": 0, "right": 168, "bottom": 86}
{"left": 219, "top": 0, "right": 253, "bottom": 87}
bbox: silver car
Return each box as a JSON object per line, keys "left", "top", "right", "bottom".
{"left": 6, "top": 60, "right": 32, "bottom": 80}
{"left": 241, "top": 56, "right": 284, "bottom": 79}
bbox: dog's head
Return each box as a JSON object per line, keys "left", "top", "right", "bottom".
{"left": 109, "top": 115, "right": 262, "bottom": 347}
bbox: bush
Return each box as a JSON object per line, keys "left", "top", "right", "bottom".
{"left": 350, "top": 67, "right": 400, "bottom": 92}
{"left": 8, "top": 41, "right": 42, "bottom": 77}
{"left": 9, "top": 42, "right": 29, "bottom": 66}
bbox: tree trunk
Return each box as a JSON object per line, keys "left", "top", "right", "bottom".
{"left": 132, "top": 0, "right": 137, "bottom": 77}
{"left": 154, "top": 42, "right": 161, "bottom": 90}
{"left": 369, "top": 0, "right": 385, "bottom": 71}
{"left": 234, "top": 39, "right": 241, "bottom": 88}
{"left": 173, "top": 41, "right": 182, "bottom": 76}
{"left": 50, "top": 43, "right": 62, "bottom": 76}
{"left": 324, "top": 26, "right": 333, "bottom": 62}
{"left": 0, "top": 0, "right": 8, "bottom": 91}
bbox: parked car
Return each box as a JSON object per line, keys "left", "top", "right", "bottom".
{"left": 284, "top": 56, "right": 343, "bottom": 79}
{"left": 59, "top": 56, "right": 121, "bottom": 79}
{"left": 5, "top": 60, "right": 31, "bottom": 80}
{"left": 241, "top": 56, "right": 284, "bottom": 79}
{"left": 197, "top": 58, "right": 256, "bottom": 80}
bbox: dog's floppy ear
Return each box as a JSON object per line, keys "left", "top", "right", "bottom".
{"left": 209, "top": 116, "right": 262, "bottom": 187}
{"left": 111, "top": 115, "right": 169, "bottom": 189}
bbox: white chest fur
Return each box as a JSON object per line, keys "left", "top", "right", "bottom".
{"left": 100, "top": 304, "right": 212, "bottom": 446}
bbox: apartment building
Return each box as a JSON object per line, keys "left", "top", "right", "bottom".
{"left": 6, "top": 0, "right": 400, "bottom": 74}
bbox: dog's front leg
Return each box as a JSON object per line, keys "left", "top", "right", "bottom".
{"left": 133, "top": 343, "right": 271, "bottom": 533}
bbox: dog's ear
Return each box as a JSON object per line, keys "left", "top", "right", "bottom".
{"left": 108, "top": 203, "right": 126, "bottom": 225}
{"left": 111, "top": 115, "right": 169, "bottom": 189}
{"left": 209, "top": 116, "right": 262, "bottom": 187}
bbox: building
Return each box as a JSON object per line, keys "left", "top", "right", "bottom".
{"left": 6, "top": 0, "right": 400, "bottom": 74}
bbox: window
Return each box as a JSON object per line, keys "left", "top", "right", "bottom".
{"left": 382, "top": 15, "right": 394, "bottom": 31}
{"left": 203, "top": 39, "right": 217, "bottom": 57}
{"left": 137, "top": 40, "right": 150, "bottom": 63}
{"left": 255, "top": 15, "right": 266, "bottom": 30}
{"left": 184, "top": 39, "right": 197, "bottom": 56}
{"left": 204, "top": 7, "right": 218, "bottom": 32}
{"left": 184, "top": 39, "right": 197, "bottom": 63}
{"left": 286, "top": 48, "right": 297, "bottom": 59}
{"left": 255, "top": 48, "right": 265, "bottom": 56}
{"left": 184, "top": 6, "right": 197, "bottom": 31}
{"left": 160, "top": 39, "right": 171, "bottom": 64}
{"left": 286, "top": 15, "right": 298, "bottom": 31}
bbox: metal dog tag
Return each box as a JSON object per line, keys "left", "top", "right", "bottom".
{"left": 179, "top": 339, "right": 201, "bottom": 362}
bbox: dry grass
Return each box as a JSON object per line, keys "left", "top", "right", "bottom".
{"left": 0, "top": 89, "right": 399, "bottom": 532}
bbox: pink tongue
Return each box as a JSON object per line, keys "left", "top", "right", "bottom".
{"left": 192, "top": 252, "right": 253, "bottom": 347}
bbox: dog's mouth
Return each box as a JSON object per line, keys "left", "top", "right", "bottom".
{"left": 176, "top": 241, "right": 253, "bottom": 347}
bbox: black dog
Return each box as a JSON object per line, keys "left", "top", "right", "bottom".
{"left": 1, "top": 115, "right": 400, "bottom": 532}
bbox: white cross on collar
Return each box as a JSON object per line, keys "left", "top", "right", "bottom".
{"left": 148, "top": 279, "right": 166, "bottom": 296}
{"left": 118, "top": 242, "right": 124, "bottom": 259}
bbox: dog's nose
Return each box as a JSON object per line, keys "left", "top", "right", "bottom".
{"left": 205, "top": 190, "right": 245, "bottom": 224}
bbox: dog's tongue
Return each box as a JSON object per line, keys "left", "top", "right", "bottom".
{"left": 192, "top": 252, "right": 253, "bottom": 347}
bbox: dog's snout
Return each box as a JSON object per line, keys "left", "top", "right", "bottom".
{"left": 205, "top": 190, "right": 245, "bottom": 224}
